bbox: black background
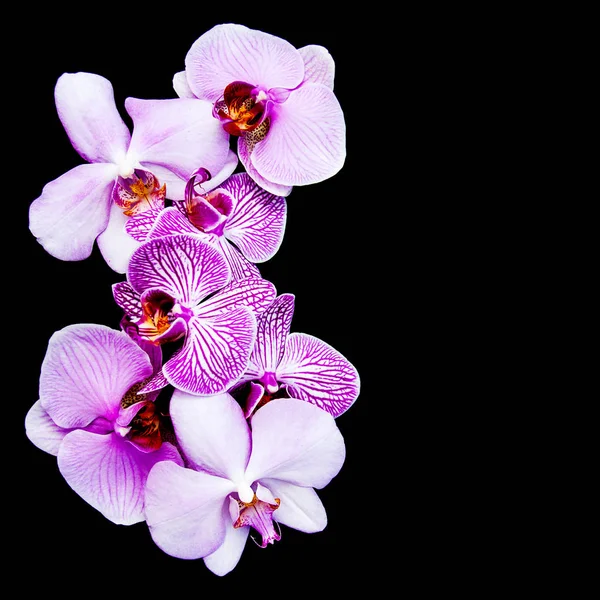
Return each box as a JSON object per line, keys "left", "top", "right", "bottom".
{"left": 9, "top": 15, "right": 406, "bottom": 591}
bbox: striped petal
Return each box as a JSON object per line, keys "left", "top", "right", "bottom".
{"left": 196, "top": 277, "right": 276, "bottom": 318}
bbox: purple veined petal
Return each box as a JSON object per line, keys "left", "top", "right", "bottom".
{"left": 128, "top": 234, "right": 230, "bottom": 306}
{"left": 112, "top": 281, "right": 142, "bottom": 319}
{"left": 126, "top": 97, "right": 230, "bottom": 183}
{"left": 163, "top": 308, "right": 256, "bottom": 396}
{"left": 259, "top": 478, "right": 327, "bottom": 533}
{"left": 146, "top": 207, "right": 206, "bottom": 241}
{"left": 237, "top": 138, "right": 293, "bottom": 197}
{"left": 195, "top": 277, "right": 276, "bottom": 318}
{"left": 277, "top": 333, "right": 360, "bottom": 418}
{"left": 170, "top": 391, "right": 251, "bottom": 482}
{"left": 145, "top": 461, "right": 235, "bottom": 559}
{"left": 55, "top": 72, "right": 131, "bottom": 165}
{"left": 220, "top": 173, "right": 287, "bottom": 263}
{"left": 58, "top": 430, "right": 182, "bottom": 525}
{"left": 185, "top": 24, "right": 304, "bottom": 102}
{"left": 298, "top": 45, "right": 335, "bottom": 89}
{"left": 173, "top": 71, "right": 196, "bottom": 98}
{"left": 40, "top": 324, "right": 153, "bottom": 429}
{"left": 245, "top": 398, "right": 345, "bottom": 489}
{"left": 243, "top": 382, "right": 265, "bottom": 418}
{"left": 97, "top": 202, "right": 142, "bottom": 274}
{"left": 125, "top": 207, "right": 163, "bottom": 242}
{"left": 251, "top": 293, "right": 295, "bottom": 374}
{"left": 29, "top": 163, "right": 117, "bottom": 261}
{"left": 204, "top": 503, "right": 250, "bottom": 577}
{"left": 25, "top": 399, "right": 71, "bottom": 456}
{"left": 138, "top": 368, "right": 169, "bottom": 395}
{"left": 217, "top": 238, "right": 262, "bottom": 281}
{"left": 251, "top": 83, "right": 346, "bottom": 187}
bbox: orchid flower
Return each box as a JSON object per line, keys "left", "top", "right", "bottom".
{"left": 232, "top": 294, "right": 360, "bottom": 418}
{"left": 173, "top": 24, "right": 345, "bottom": 197}
{"left": 29, "top": 72, "right": 237, "bottom": 273}
{"left": 141, "top": 169, "right": 287, "bottom": 280}
{"left": 24, "top": 324, "right": 183, "bottom": 525}
{"left": 145, "top": 392, "right": 345, "bottom": 576}
{"left": 112, "top": 233, "right": 276, "bottom": 395}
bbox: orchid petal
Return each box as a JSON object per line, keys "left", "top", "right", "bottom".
{"left": 204, "top": 506, "right": 249, "bottom": 577}
{"left": 245, "top": 398, "right": 345, "bottom": 489}
{"left": 260, "top": 478, "right": 327, "bottom": 533}
{"left": 277, "top": 333, "right": 360, "bottom": 418}
{"left": 238, "top": 139, "right": 293, "bottom": 197}
{"left": 58, "top": 430, "right": 182, "bottom": 525}
{"left": 29, "top": 163, "right": 117, "bottom": 261}
{"left": 220, "top": 173, "right": 287, "bottom": 262}
{"left": 146, "top": 207, "right": 205, "bottom": 241}
{"left": 185, "top": 24, "right": 304, "bottom": 102}
{"left": 55, "top": 72, "right": 130, "bottom": 164}
{"left": 128, "top": 234, "right": 230, "bottom": 306}
{"left": 163, "top": 308, "right": 256, "bottom": 395}
{"left": 126, "top": 97, "right": 230, "bottom": 183}
{"left": 125, "top": 207, "right": 163, "bottom": 242}
{"left": 196, "top": 277, "right": 276, "bottom": 318}
{"left": 217, "top": 238, "right": 262, "bottom": 281}
{"left": 145, "top": 461, "right": 234, "bottom": 559}
{"left": 252, "top": 294, "right": 295, "bottom": 373}
{"left": 138, "top": 368, "right": 170, "bottom": 394}
{"left": 243, "top": 382, "right": 265, "bottom": 418}
{"left": 112, "top": 281, "right": 142, "bottom": 319}
{"left": 97, "top": 202, "right": 141, "bottom": 274}
{"left": 252, "top": 83, "right": 345, "bottom": 186}
{"left": 170, "top": 391, "right": 251, "bottom": 481}
{"left": 173, "top": 71, "right": 195, "bottom": 98}
{"left": 40, "top": 324, "right": 153, "bottom": 429}
{"left": 299, "top": 45, "right": 335, "bottom": 89}
{"left": 25, "top": 400, "right": 70, "bottom": 456}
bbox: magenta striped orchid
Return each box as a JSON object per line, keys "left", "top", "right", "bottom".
{"left": 233, "top": 294, "right": 360, "bottom": 418}
{"left": 113, "top": 233, "right": 276, "bottom": 395}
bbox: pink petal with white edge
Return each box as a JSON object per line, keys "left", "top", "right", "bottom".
{"left": 252, "top": 294, "right": 295, "bottom": 373}
{"left": 277, "top": 333, "right": 360, "bottom": 418}
{"left": 173, "top": 71, "right": 195, "bottom": 98}
{"left": 196, "top": 277, "right": 276, "bottom": 318}
{"left": 128, "top": 234, "right": 230, "bottom": 306}
{"left": 245, "top": 398, "right": 345, "bottom": 489}
{"left": 29, "top": 163, "right": 117, "bottom": 261}
{"left": 97, "top": 202, "right": 142, "bottom": 274}
{"left": 41, "top": 324, "right": 153, "bottom": 429}
{"left": 252, "top": 83, "right": 345, "bottom": 186}
{"left": 145, "top": 461, "right": 235, "bottom": 559}
{"left": 221, "top": 173, "right": 287, "bottom": 263}
{"left": 147, "top": 207, "right": 205, "bottom": 241}
{"left": 260, "top": 478, "right": 327, "bottom": 533}
{"left": 170, "top": 391, "right": 250, "bottom": 481}
{"left": 217, "top": 238, "right": 262, "bottom": 281}
{"left": 55, "top": 72, "right": 131, "bottom": 164}
{"left": 238, "top": 138, "right": 293, "bottom": 197}
{"left": 204, "top": 504, "right": 249, "bottom": 576}
{"left": 126, "top": 97, "right": 230, "bottom": 183}
{"left": 299, "top": 45, "right": 335, "bottom": 89}
{"left": 58, "top": 430, "right": 182, "bottom": 525}
{"left": 25, "top": 400, "right": 70, "bottom": 456}
{"left": 185, "top": 24, "right": 304, "bottom": 102}
{"left": 164, "top": 308, "right": 256, "bottom": 395}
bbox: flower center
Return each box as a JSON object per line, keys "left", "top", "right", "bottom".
{"left": 214, "top": 81, "right": 271, "bottom": 138}
{"left": 113, "top": 169, "right": 166, "bottom": 217}
{"left": 233, "top": 493, "right": 281, "bottom": 548}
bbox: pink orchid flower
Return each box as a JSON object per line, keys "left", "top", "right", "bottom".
{"left": 25, "top": 324, "right": 183, "bottom": 525}
{"left": 29, "top": 72, "right": 237, "bottom": 273}
{"left": 174, "top": 24, "right": 345, "bottom": 197}
{"left": 145, "top": 392, "right": 345, "bottom": 576}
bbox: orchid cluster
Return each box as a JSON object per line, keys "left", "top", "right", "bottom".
{"left": 25, "top": 24, "right": 359, "bottom": 576}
